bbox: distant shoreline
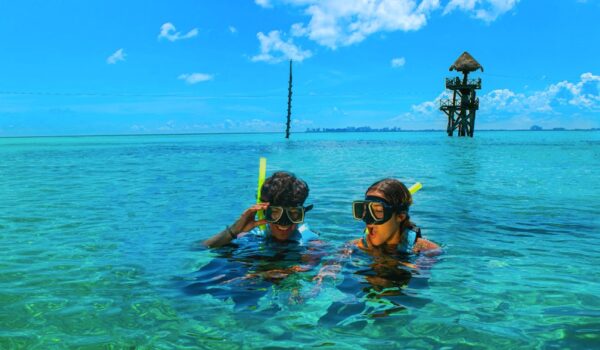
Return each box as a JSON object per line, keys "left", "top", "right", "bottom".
{"left": 0, "top": 128, "right": 598, "bottom": 139}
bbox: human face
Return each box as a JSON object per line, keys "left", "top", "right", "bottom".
{"left": 265, "top": 203, "right": 312, "bottom": 241}
{"left": 353, "top": 197, "right": 395, "bottom": 224}
{"left": 268, "top": 222, "right": 297, "bottom": 241}
{"left": 363, "top": 190, "right": 404, "bottom": 247}
{"left": 265, "top": 205, "right": 312, "bottom": 224}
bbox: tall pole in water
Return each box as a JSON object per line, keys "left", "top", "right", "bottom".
{"left": 285, "top": 60, "right": 293, "bottom": 139}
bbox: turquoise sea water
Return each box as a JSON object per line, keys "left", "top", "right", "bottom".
{"left": 1, "top": 131, "right": 599, "bottom": 349}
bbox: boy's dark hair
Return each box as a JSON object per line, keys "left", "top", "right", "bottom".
{"left": 260, "top": 171, "right": 309, "bottom": 206}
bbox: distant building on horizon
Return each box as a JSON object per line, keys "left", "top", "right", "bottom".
{"left": 305, "top": 126, "right": 402, "bottom": 133}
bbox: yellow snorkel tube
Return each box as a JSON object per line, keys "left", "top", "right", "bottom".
{"left": 408, "top": 182, "right": 422, "bottom": 195}
{"left": 256, "top": 157, "right": 267, "bottom": 230}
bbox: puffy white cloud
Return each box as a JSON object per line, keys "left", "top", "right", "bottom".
{"left": 107, "top": 48, "right": 126, "bottom": 64}
{"left": 391, "top": 57, "right": 406, "bottom": 67}
{"left": 262, "top": 0, "right": 516, "bottom": 50}
{"left": 251, "top": 30, "right": 312, "bottom": 63}
{"left": 178, "top": 73, "right": 214, "bottom": 84}
{"left": 443, "top": 0, "right": 519, "bottom": 22}
{"left": 158, "top": 22, "right": 198, "bottom": 42}
{"left": 391, "top": 91, "right": 449, "bottom": 122}
{"left": 394, "top": 72, "right": 600, "bottom": 129}
{"left": 480, "top": 72, "right": 600, "bottom": 114}
{"left": 285, "top": 0, "right": 441, "bottom": 49}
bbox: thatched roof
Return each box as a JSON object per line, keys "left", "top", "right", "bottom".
{"left": 449, "top": 52, "right": 483, "bottom": 73}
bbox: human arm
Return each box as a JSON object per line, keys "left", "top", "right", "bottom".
{"left": 313, "top": 240, "right": 357, "bottom": 285}
{"left": 413, "top": 238, "right": 442, "bottom": 257}
{"left": 203, "top": 203, "right": 269, "bottom": 248}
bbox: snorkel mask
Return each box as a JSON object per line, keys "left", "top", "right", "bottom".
{"left": 265, "top": 204, "right": 313, "bottom": 226}
{"left": 352, "top": 196, "right": 407, "bottom": 225}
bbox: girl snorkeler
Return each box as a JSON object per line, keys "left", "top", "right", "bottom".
{"left": 351, "top": 178, "right": 440, "bottom": 255}
{"left": 312, "top": 179, "right": 440, "bottom": 323}
{"left": 314, "top": 178, "right": 440, "bottom": 287}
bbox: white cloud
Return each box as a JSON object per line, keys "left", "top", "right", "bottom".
{"left": 251, "top": 30, "right": 312, "bottom": 63}
{"left": 391, "top": 57, "right": 406, "bottom": 67}
{"left": 135, "top": 117, "right": 312, "bottom": 134}
{"left": 178, "top": 73, "right": 214, "bottom": 84}
{"left": 479, "top": 72, "right": 600, "bottom": 114}
{"left": 255, "top": 0, "right": 272, "bottom": 8}
{"left": 262, "top": 0, "right": 517, "bottom": 50}
{"left": 393, "top": 72, "right": 600, "bottom": 129}
{"left": 158, "top": 22, "right": 198, "bottom": 42}
{"left": 229, "top": 26, "right": 237, "bottom": 33}
{"left": 130, "top": 124, "right": 147, "bottom": 132}
{"left": 292, "top": 119, "right": 314, "bottom": 127}
{"left": 285, "top": 0, "right": 442, "bottom": 49}
{"left": 107, "top": 48, "right": 126, "bottom": 64}
{"left": 443, "top": 0, "right": 519, "bottom": 22}
{"left": 392, "top": 91, "right": 449, "bottom": 122}
{"left": 157, "top": 120, "right": 177, "bottom": 131}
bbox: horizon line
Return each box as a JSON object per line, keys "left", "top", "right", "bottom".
{"left": 1, "top": 128, "right": 598, "bottom": 139}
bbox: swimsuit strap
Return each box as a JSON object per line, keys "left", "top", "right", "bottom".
{"left": 398, "top": 228, "right": 419, "bottom": 253}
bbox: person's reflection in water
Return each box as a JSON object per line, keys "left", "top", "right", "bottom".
{"left": 184, "top": 236, "right": 327, "bottom": 312}
{"left": 318, "top": 249, "right": 436, "bottom": 326}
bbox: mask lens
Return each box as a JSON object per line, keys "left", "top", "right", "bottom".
{"left": 286, "top": 207, "right": 304, "bottom": 223}
{"left": 266, "top": 206, "right": 284, "bottom": 222}
{"left": 369, "top": 202, "right": 386, "bottom": 220}
{"left": 352, "top": 201, "right": 367, "bottom": 220}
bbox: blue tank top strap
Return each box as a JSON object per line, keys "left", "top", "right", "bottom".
{"left": 397, "top": 229, "right": 418, "bottom": 254}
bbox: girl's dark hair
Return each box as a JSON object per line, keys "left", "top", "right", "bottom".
{"left": 260, "top": 171, "right": 309, "bottom": 206}
{"left": 366, "top": 178, "right": 413, "bottom": 231}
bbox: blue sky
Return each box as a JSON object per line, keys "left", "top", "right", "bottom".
{"left": 0, "top": 0, "right": 599, "bottom": 136}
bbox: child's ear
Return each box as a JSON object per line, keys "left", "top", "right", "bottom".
{"left": 395, "top": 213, "right": 406, "bottom": 223}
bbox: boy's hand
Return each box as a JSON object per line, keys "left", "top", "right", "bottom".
{"left": 230, "top": 202, "right": 269, "bottom": 235}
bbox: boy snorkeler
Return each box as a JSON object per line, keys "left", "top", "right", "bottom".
{"left": 190, "top": 171, "right": 321, "bottom": 305}
{"left": 204, "top": 171, "right": 318, "bottom": 249}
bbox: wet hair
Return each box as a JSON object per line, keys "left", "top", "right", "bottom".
{"left": 260, "top": 171, "right": 309, "bottom": 206}
{"left": 366, "top": 178, "right": 413, "bottom": 231}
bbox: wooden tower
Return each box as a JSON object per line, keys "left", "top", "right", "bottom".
{"left": 440, "top": 52, "right": 483, "bottom": 137}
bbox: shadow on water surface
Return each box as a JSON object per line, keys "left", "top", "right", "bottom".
{"left": 180, "top": 236, "right": 327, "bottom": 312}
{"left": 179, "top": 235, "right": 434, "bottom": 327}
{"left": 318, "top": 249, "right": 434, "bottom": 327}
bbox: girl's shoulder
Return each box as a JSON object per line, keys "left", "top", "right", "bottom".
{"left": 414, "top": 237, "right": 441, "bottom": 255}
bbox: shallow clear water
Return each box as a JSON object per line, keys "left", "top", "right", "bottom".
{"left": 1, "top": 131, "right": 599, "bottom": 349}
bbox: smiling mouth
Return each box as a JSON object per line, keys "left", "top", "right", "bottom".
{"left": 275, "top": 225, "right": 292, "bottom": 231}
